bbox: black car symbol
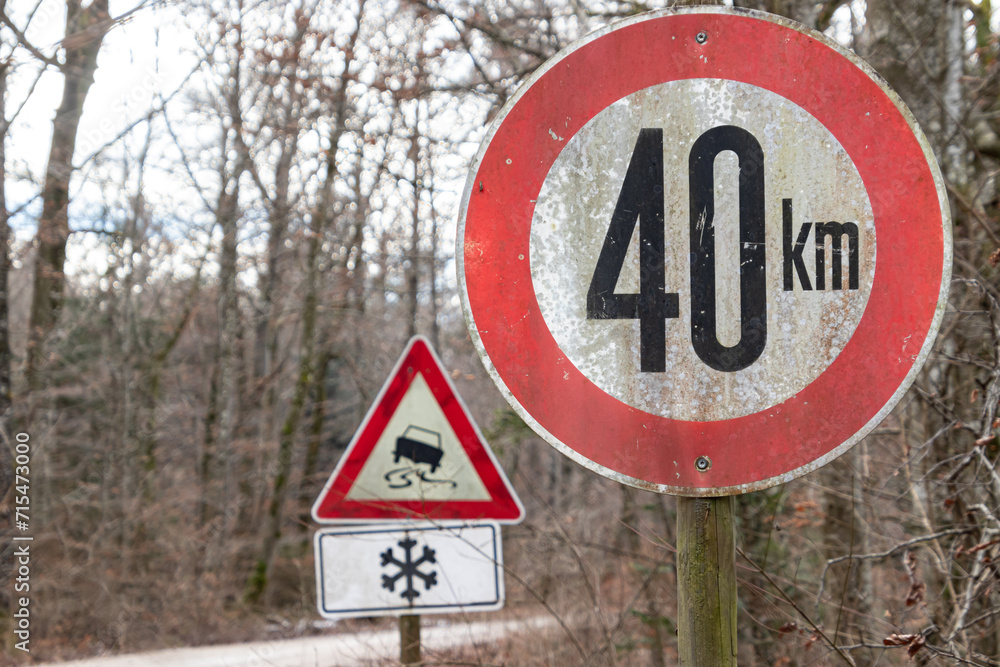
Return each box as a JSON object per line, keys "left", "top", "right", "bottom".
{"left": 393, "top": 426, "right": 444, "bottom": 472}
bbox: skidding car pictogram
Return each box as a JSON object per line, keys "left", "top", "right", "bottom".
{"left": 393, "top": 425, "right": 444, "bottom": 472}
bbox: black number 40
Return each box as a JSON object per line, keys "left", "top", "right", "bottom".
{"left": 586, "top": 126, "right": 767, "bottom": 374}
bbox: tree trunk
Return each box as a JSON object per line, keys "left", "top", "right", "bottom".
{"left": 199, "top": 349, "right": 220, "bottom": 527}
{"left": 250, "top": 19, "right": 310, "bottom": 536}
{"left": 424, "top": 116, "right": 441, "bottom": 351}
{"left": 244, "top": 154, "right": 323, "bottom": 602}
{"left": 406, "top": 124, "right": 421, "bottom": 340}
{"left": 0, "top": 57, "right": 12, "bottom": 658}
{"left": 119, "top": 123, "right": 155, "bottom": 557}
{"left": 199, "top": 118, "right": 243, "bottom": 538}
{"left": 819, "top": 455, "right": 866, "bottom": 660}
{"left": 862, "top": 0, "right": 967, "bottom": 186}
{"left": 244, "top": 0, "right": 366, "bottom": 589}
{"left": 26, "top": 0, "right": 110, "bottom": 387}
{"left": 298, "top": 350, "right": 330, "bottom": 531}
{"left": 252, "top": 18, "right": 310, "bottom": 515}
{"left": 254, "top": 126, "right": 297, "bottom": 381}
{"left": 0, "top": 62, "right": 10, "bottom": 430}
{"left": 618, "top": 485, "right": 640, "bottom": 553}
{"left": 0, "top": 60, "right": 11, "bottom": 446}
{"left": 862, "top": 0, "right": 969, "bottom": 648}
{"left": 732, "top": 0, "right": 834, "bottom": 27}
{"left": 214, "top": 174, "right": 242, "bottom": 536}
{"left": 199, "top": 11, "right": 251, "bottom": 542}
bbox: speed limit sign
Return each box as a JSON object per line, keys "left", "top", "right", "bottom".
{"left": 457, "top": 7, "right": 951, "bottom": 496}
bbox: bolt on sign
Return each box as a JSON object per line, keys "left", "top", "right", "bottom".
{"left": 457, "top": 7, "right": 951, "bottom": 496}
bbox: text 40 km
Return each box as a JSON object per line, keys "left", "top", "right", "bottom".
{"left": 586, "top": 126, "right": 861, "bottom": 374}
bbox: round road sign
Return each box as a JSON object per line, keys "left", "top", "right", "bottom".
{"left": 457, "top": 7, "right": 951, "bottom": 496}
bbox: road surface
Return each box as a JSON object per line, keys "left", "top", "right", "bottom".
{"left": 33, "top": 616, "right": 555, "bottom": 666}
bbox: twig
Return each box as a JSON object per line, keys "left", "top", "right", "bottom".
{"left": 0, "top": 10, "right": 58, "bottom": 67}
{"left": 738, "top": 547, "right": 857, "bottom": 666}
{"left": 592, "top": 550, "right": 673, "bottom": 662}
{"left": 548, "top": 517, "right": 620, "bottom": 667}
{"left": 821, "top": 528, "right": 972, "bottom": 569}
{"left": 947, "top": 181, "right": 1000, "bottom": 246}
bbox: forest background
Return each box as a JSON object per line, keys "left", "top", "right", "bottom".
{"left": 2, "top": 0, "right": 1000, "bottom": 665}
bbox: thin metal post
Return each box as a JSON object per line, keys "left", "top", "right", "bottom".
{"left": 677, "top": 496, "right": 738, "bottom": 666}
{"left": 400, "top": 614, "right": 421, "bottom": 665}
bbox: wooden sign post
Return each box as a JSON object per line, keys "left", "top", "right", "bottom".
{"left": 667, "top": 0, "right": 735, "bottom": 659}
{"left": 677, "top": 497, "right": 737, "bottom": 665}
{"left": 400, "top": 614, "right": 420, "bottom": 665}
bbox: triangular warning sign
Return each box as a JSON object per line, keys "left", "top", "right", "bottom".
{"left": 312, "top": 337, "right": 525, "bottom": 524}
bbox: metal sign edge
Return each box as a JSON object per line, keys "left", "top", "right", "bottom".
{"left": 455, "top": 7, "right": 953, "bottom": 496}
{"left": 312, "top": 521, "right": 505, "bottom": 620}
{"left": 310, "top": 336, "right": 526, "bottom": 523}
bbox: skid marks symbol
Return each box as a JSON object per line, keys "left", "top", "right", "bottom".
{"left": 384, "top": 467, "right": 458, "bottom": 490}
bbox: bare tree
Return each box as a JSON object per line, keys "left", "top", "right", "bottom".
{"left": 24, "top": 0, "right": 112, "bottom": 387}
{"left": 0, "top": 57, "right": 11, "bottom": 462}
{"left": 244, "top": 0, "right": 368, "bottom": 603}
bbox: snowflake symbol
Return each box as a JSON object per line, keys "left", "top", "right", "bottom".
{"left": 380, "top": 537, "right": 438, "bottom": 602}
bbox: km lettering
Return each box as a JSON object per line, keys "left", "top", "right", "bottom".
{"left": 782, "top": 198, "right": 860, "bottom": 292}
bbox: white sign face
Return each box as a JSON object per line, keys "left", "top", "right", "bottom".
{"left": 345, "top": 373, "right": 491, "bottom": 502}
{"left": 314, "top": 523, "right": 504, "bottom": 619}
{"left": 531, "top": 78, "right": 876, "bottom": 421}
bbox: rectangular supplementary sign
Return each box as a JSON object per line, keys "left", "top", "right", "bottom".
{"left": 314, "top": 522, "right": 504, "bottom": 619}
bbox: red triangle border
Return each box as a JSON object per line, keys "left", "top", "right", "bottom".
{"left": 312, "top": 336, "right": 525, "bottom": 524}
